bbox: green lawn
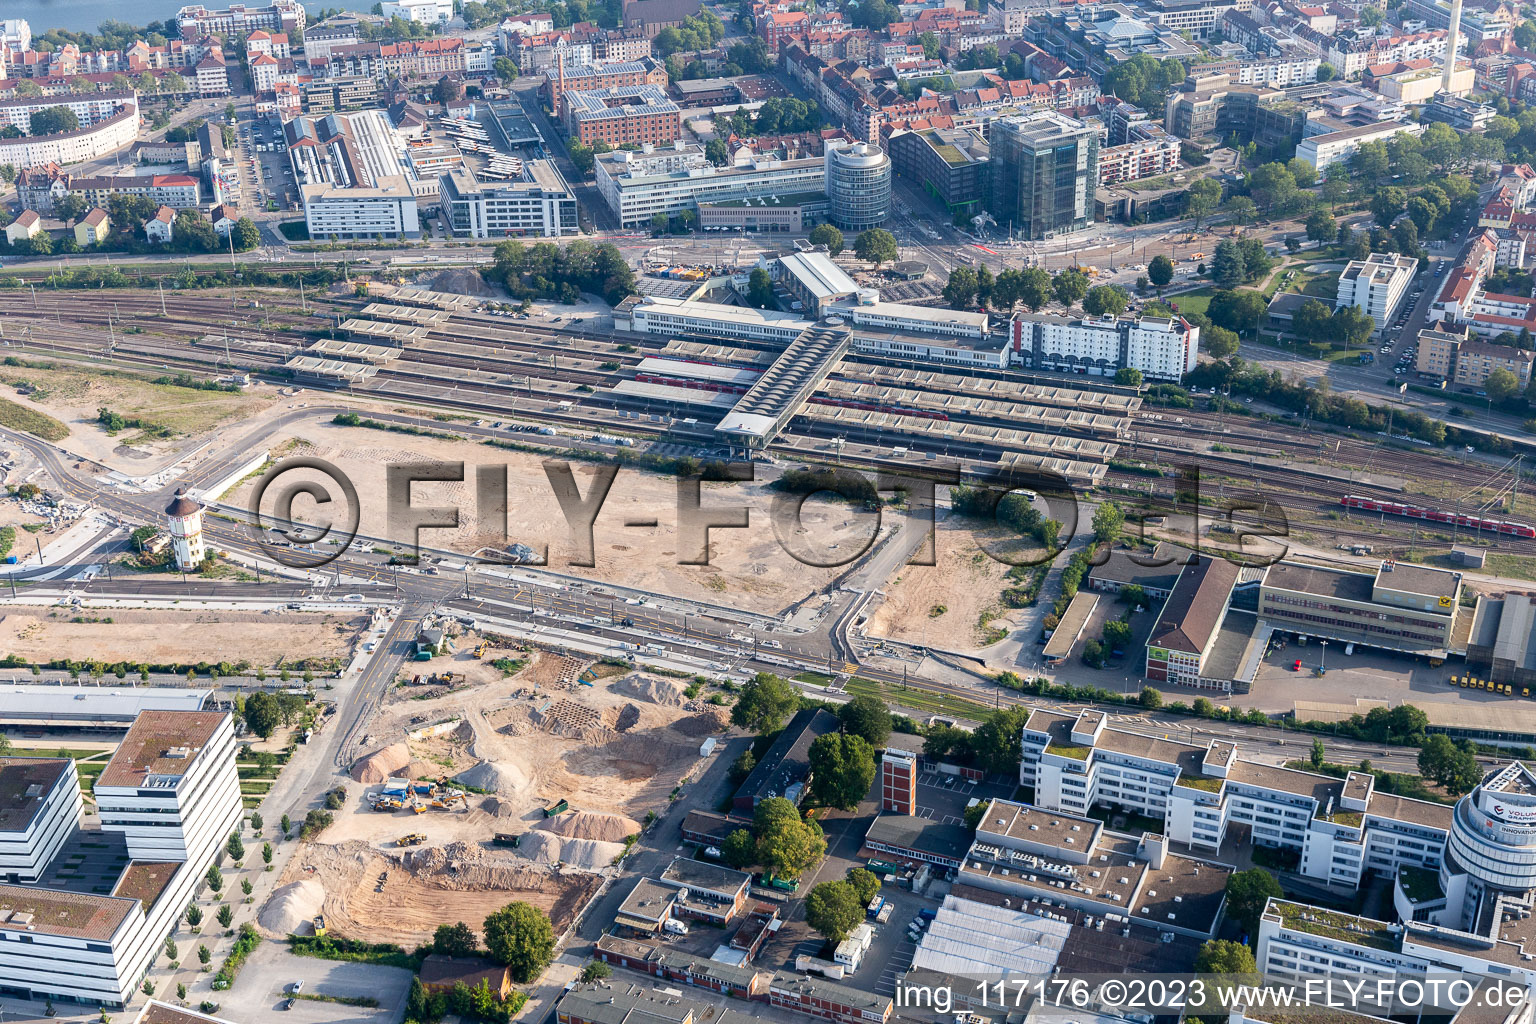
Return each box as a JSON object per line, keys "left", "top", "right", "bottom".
{"left": 1171, "top": 287, "right": 1215, "bottom": 319}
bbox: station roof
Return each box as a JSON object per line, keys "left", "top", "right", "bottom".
{"left": 308, "top": 338, "right": 401, "bottom": 364}
{"left": 778, "top": 252, "right": 859, "bottom": 301}
{"left": 716, "top": 325, "right": 851, "bottom": 444}
{"left": 341, "top": 318, "right": 432, "bottom": 344}
{"left": 635, "top": 357, "right": 762, "bottom": 387}
{"left": 611, "top": 380, "right": 739, "bottom": 409}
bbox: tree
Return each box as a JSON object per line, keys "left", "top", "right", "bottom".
{"left": 1220, "top": 195, "right": 1257, "bottom": 226}
{"left": 280, "top": 814, "right": 292, "bottom": 836}
{"left": 250, "top": 811, "right": 263, "bottom": 832}
{"left": 1082, "top": 284, "right": 1129, "bottom": 317}
{"left": 482, "top": 903, "right": 556, "bottom": 983}
{"left": 845, "top": 867, "right": 881, "bottom": 905}
{"left": 1140, "top": 686, "right": 1163, "bottom": 709}
{"left": 1487, "top": 367, "right": 1521, "bottom": 403}
{"left": 243, "top": 690, "right": 280, "bottom": 738}
{"left": 753, "top": 796, "right": 826, "bottom": 878}
{"left": 1207, "top": 289, "right": 1266, "bottom": 335}
{"left": 240, "top": 878, "right": 253, "bottom": 898}
{"left": 730, "top": 672, "right": 799, "bottom": 733}
{"left": 1418, "top": 734, "right": 1483, "bottom": 795}
{"left": 1017, "top": 266, "right": 1054, "bottom": 311}
{"left": 1196, "top": 939, "right": 1258, "bottom": 975}
{"left": 1092, "top": 501, "right": 1125, "bottom": 543}
{"left": 747, "top": 267, "right": 775, "bottom": 309}
{"left": 1305, "top": 210, "right": 1336, "bottom": 244}
{"left": 919, "top": 30, "right": 941, "bottom": 58}
{"left": 804, "top": 880, "right": 863, "bottom": 943}
{"left": 1114, "top": 367, "right": 1144, "bottom": 387}
{"left": 226, "top": 832, "right": 245, "bottom": 861}
{"left": 0, "top": 164, "right": 13, "bottom": 185}
{"left": 1293, "top": 298, "right": 1334, "bottom": 344}
{"left": 722, "top": 828, "right": 756, "bottom": 869}
{"left": 1247, "top": 162, "right": 1298, "bottom": 214}
{"left": 205, "top": 865, "right": 223, "bottom": 892}
{"left": 808, "top": 733, "right": 876, "bottom": 810}
{"left": 185, "top": 903, "right": 203, "bottom": 928}
{"left": 216, "top": 904, "right": 233, "bottom": 928}
{"left": 1184, "top": 177, "right": 1222, "bottom": 228}
{"left": 1321, "top": 175, "right": 1350, "bottom": 210}
{"left": 1287, "top": 158, "right": 1317, "bottom": 190}
{"left": 1331, "top": 304, "right": 1376, "bottom": 350}
{"left": 704, "top": 138, "right": 730, "bottom": 166}
{"left": 944, "top": 266, "right": 979, "bottom": 309}
{"left": 1310, "top": 737, "right": 1327, "bottom": 769}
{"left": 163, "top": 72, "right": 188, "bottom": 93}
{"left": 853, "top": 228, "right": 897, "bottom": 268}
{"left": 1371, "top": 185, "right": 1408, "bottom": 227}
{"left": 1103, "top": 619, "right": 1132, "bottom": 651}
{"left": 808, "top": 223, "right": 843, "bottom": 255}
{"left": 1053, "top": 268, "right": 1090, "bottom": 309}
{"left": 993, "top": 268, "right": 1024, "bottom": 311}
{"left": 581, "top": 960, "right": 612, "bottom": 983}
{"left": 1211, "top": 240, "right": 1247, "bottom": 288}
{"left": 233, "top": 218, "right": 260, "bottom": 252}
{"left": 54, "top": 194, "right": 87, "bottom": 225}
{"left": 838, "top": 695, "right": 891, "bottom": 746}
{"left": 969, "top": 706, "right": 1031, "bottom": 775}
{"left": 493, "top": 56, "right": 518, "bottom": 82}
{"left": 433, "top": 922, "right": 480, "bottom": 958}
{"left": 1148, "top": 254, "right": 1174, "bottom": 290}
{"left": 262, "top": 842, "right": 273, "bottom": 865}
{"left": 28, "top": 106, "right": 80, "bottom": 136}
{"left": 198, "top": 944, "right": 211, "bottom": 965}
{"left": 1225, "top": 869, "right": 1283, "bottom": 935}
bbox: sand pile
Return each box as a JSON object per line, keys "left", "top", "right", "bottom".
{"left": 455, "top": 759, "right": 528, "bottom": 795}
{"left": 481, "top": 795, "right": 520, "bottom": 818}
{"left": 515, "top": 831, "right": 624, "bottom": 870}
{"left": 352, "top": 742, "right": 411, "bottom": 783}
{"left": 411, "top": 270, "right": 496, "bottom": 297}
{"left": 671, "top": 710, "right": 730, "bottom": 737}
{"left": 538, "top": 811, "right": 641, "bottom": 843}
{"left": 614, "top": 673, "right": 689, "bottom": 707}
{"left": 260, "top": 878, "right": 325, "bottom": 936}
{"left": 404, "top": 759, "right": 438, "bottom": 780}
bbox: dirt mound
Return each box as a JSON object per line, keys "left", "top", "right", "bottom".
{"left": 352, "top": 742, "right": 410, "bottom": 783}
{"left": 613, "top": 672, "right": 689, "bottom": 707}
{"left": 514, "top": 831, "right": 624, "bottom": 870}
{"left": 480, "top": 795, "right": 521, "bottom": 818}
{"left": 614, "top": 704, "right": 641, "bottom": 732}
{"left": 455, "top": 759, "right": 529, "bottom": 795}
{"left": 670, "top": 710, "right": 730, "bottom": 737}
{"left": 404, "top": 759, "right": 439, "bottom": 780}
{"left": 260, "top": 878, "right": 325, "bottom": 936}
{"left": 538, "top": 811, "right": 641, "bottom": 843}
{"left": 412, "top": 269, "right": 496, "bottom": 297}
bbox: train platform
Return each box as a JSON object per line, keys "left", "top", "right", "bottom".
{"left": 714, "top": 325, "right": 852, "bottom": 450}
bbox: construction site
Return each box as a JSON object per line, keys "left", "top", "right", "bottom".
{"left": 266, "top": 649, "right": 728, "bottom": 947}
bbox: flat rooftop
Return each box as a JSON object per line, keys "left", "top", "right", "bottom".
{"left": 864, "top": 813, "right": 973, "bottom": 863}
{"left": 113, "top": 861, "right": 181, "bottom": 910}
{"left": 0, "top": 882, "right": 136, "bottom": 941}
{"left": 0, "top": 685, "right": 209, "bottom": 725}
{"left": 1263, "top": 561, "right": 1376, "bottom": 603}
{"left": 1088, "top": 542, "right": 1190, "bottom": 592}
{"left": 0, "top": 758, "right": 72, "bottom": 833}
{"left": 1375, "top": 561, "right": 1461, "bottom": 600}
{"left": 716, "top": 325, "right": 851, "bottom": 444}
{"left": 98, "top": 710, "right": 225, "bottom": 789}
{"left": 659, "top": 856, "right": 750, "bottom": 894}
{"left": 848, "top": 300, "right": 989, "bottom": 331}
{"left": 136, "top": 1001, "right": 241, "bottom": 1024}
{"left": 975, "top": 799, "right": 1104, "bottom": 852}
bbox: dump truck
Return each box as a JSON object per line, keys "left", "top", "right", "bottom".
{"left": 398, "top": 833, "right": 427, "bottom": 846}
{"left": 493, "top": 833, "right": 522, "bottom": 847}
{"left": 312, "top": 915, "right": 326, "bottom": 937}
{"left": 543, "top": 798, "right": 570, "bottom": 817}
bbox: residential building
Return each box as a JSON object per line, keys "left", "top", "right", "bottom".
{"left": 437, "top": 165, "right": 578, "bottom": 238}
{"left": 595, "top": 142, "right": 825, "bottom": 228}
{"left": 15, "top": 164, "right": 67, "bottom": 215}
{"left": 194, "top": 52, "right": 230, "bottom": 97}
{"left": 67, "top": 174, "right": 201, "bottom": 210}
{"left": 1258, "top": 559, "right": 1465, "bottom": 656}
{"left": 73, "top": 208, "right": 110, "bottom": 246}
{"left": 381, "top": 0, "right": 455, "bottom": 22}
{"left": 302, "top": 176, "right": 420, "bottom": 239}
{"left": 4, "top": 211, "right": 40, "bottom": 245}
{"left": 145, "top": 207, "right": 175, "bottom": 242}
{"left": 0, "top": 91, "right": 134, "bottom": 134}
{"left": 1336, "top": 253, "right": 1419, "bottom": 334}
{"left": 1097, "top": 123, "right": 1182, "bottom": 186}
{"left": 1416, "top": 325, "right": 1535, "bottom": 389}
{"left": 244, "top": 28, "right": 290, "bottom": 59}
{"left": 1295, "top": 119, "right": 1426, "bottom": 170}
{"left": 0, "top": 106, "right": 139, "bottom": 167}
{"left": 0, "top": 711, "right": 240, "bottom": 1007}
{"left": 988, "top": 110, "right": 1099, "bottom": 239}
{"left": 541, "top": 56, "right": 667, "bottom": 108}
{"left": 561, "top": 84, "right": 680, "bottom": 147}
{"left": 1009, "top": 312, "right": 1200, "bottom": 381}
{"left": 209, "top": 204, "right": 238, "bottom": 237}
{"left": 302, "top": 22, "right": 360, "bottom": 60}
{"left": 1021, "top": 706, "right": 1453, "bottom": 889}
{"left": 176, "top": 1, "right": 306, "bottom": 39}
{"left": 823, "top": 139, "right": 891, "bottom": 231}
{"left": 885, "top": 124, "right": 989, "bottom": 219}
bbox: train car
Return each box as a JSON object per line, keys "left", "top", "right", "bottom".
{"left": 1341, "top": 495, "right": 1536, "bottom": 538}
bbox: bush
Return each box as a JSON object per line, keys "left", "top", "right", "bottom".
{"left": 211, "top": 924, "right": 260, "bottom": 990}
{"left": 288, "top": 934, "right": 423, "bottom": 971}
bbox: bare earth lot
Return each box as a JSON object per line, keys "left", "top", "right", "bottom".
{"left": 0, "top": 608, "right": 366, "bottom": 668}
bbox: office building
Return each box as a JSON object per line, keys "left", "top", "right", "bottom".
{"left": 595, "top": 143, "right": 825, "bottom": 228}
{"left": 302, "top": 176, "right": 420, "bottom": 239}
{"left": 697, "top": 192, "right": 828, "bottom": 232}
{"left": 618, "top": 295, "right": 812, "bottom": 342}
{"left": 542, "top": 56, "right": 668, "bottom": 108}
{"left": 561, "top": 84, "right": 680, "bottom": 147}
{"left": 1009, "top": 312, "right": 1200, "bottom": 381}
{"left": 885, "top": 125, "right": 989, "bottom": 220}
{"left": 1336, "top": 253, "right": 1419, "bottom": 334}
{"left": 1144, "top": 554, "right": 1242, "bottom": 687}
{"left": 1296, "top": 119, "right": 1425, "bottom": 170}
{"left": 1258, "top": 559, "right": 1464, "bottom": 656}
{"left": 438, "top": 165, "right": 578, "bottom": 238}
{"left": 0, "top": 711, "right": 240, "bottom": 1007}
{"left": 988, "top": 111, "right": 1099, "bottom": 240}
{"left": 823, "top": 140, "right": 891, "bottom": 231}
{"left": 1421, "top": 95, "right": 1497, "bottom": 134}
{"left": 1021, "top": 706, "right": 1453, "bottom": 890}
{"left": 848, "top": 302, "right": 988, "bottom": 339}
{"left": 1163, "top": 72, "right": 1313, "bottom": 149}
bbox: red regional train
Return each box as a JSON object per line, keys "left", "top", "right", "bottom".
{"left": 1341, "top": 495, "right": 1536, "bottom": 538}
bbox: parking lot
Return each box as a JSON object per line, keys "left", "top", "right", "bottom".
{"left": 217, "top": 942, "right": 411, "bottom": 1024}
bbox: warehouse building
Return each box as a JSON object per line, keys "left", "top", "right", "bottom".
{"left": 1258, "top": 559, "right": 1464, "bottom": 656}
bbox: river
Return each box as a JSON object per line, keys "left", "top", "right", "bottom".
{"left": 7, "top": 0, "right": 372, "bottom": 35}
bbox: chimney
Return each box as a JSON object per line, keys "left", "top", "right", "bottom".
{"left": 1442, "top": 0, "right": 1463, "bottom": 94}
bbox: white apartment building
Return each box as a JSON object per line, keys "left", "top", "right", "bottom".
{"left": 1336, "top": 252, "right": 1419, "bottom": 334}
{"left": 176, "top": 1, "right": 306, "bottom": 38}
{"left": 381, "top": 0, "right": 455, "bottom": 21}
{"left": 302, "top": 176, "right": 421, "bottom": 239}
{"left": 1009, "top": 313, "right": 1200, "bottom": 381}
{"left": 0, "top": 759, "right": 80, "bottom": 883}
{"left": 1021, "top": 708, "right": 1453, "bottom": 891}
{"left": 0, "top": 108, "right": 138, "bottom": 168}
{"left": 0, "top": 711, "right": 240, "bottom": 1008}
{"left": 0, "top": 92, "right": 135, "bottom": 134}
{"left": 438, "top": 165, "right": 578, "bottom": 238}
{"left": 595, "top": 143, "right": 825, "bottom": 229}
